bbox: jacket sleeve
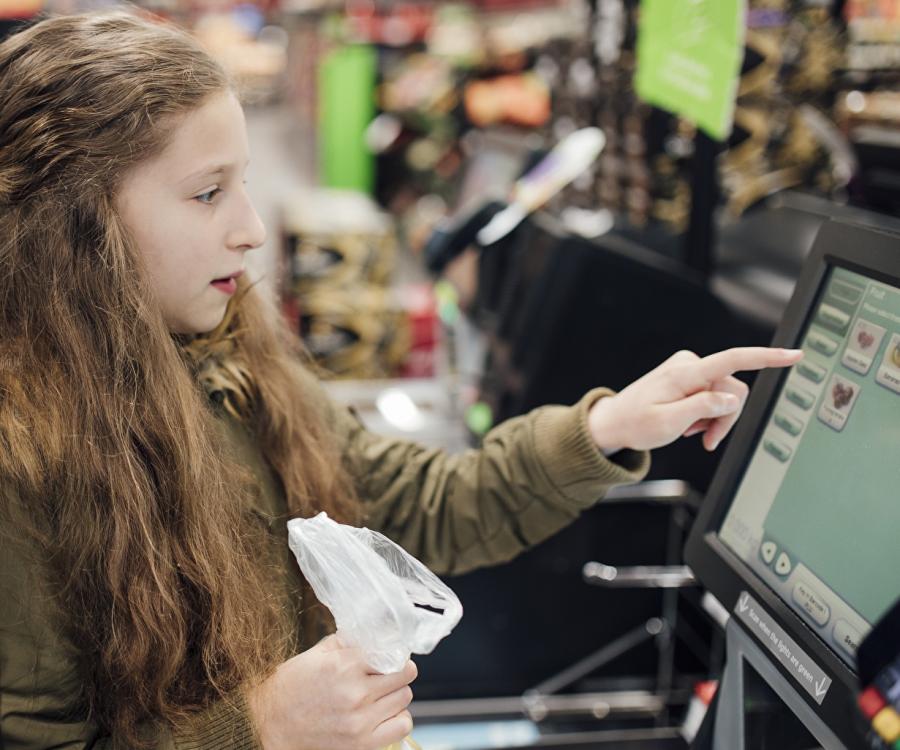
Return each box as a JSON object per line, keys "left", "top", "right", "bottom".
{"left": 0, "top": 513, "right": 261, "bottom": 750}
{"left": 309, "top": 370, "right": 651, "bottom": 576}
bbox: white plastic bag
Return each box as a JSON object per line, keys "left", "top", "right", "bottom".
{"left": 286, "top": 511, "right": 463, "bottom": 675}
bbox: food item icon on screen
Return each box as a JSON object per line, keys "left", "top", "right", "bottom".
{"left": 875, "top": 335, "right": 900, "bottom": 395}
{"left": 819, "top": 374, "right": 861, "bottom": 431}
{"left": 843, "top": 320, "right": 886, "bottom": 376}
{"left": 857, "top": 330, "right": 875, "bottom": 351}
{"left": 832, "top": 381, "right": 855, "bottom": 410}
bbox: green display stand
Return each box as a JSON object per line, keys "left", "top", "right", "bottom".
{"left": 318, "top": 43, "right": 377, "bottom": 194}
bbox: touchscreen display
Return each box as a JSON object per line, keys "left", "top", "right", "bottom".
{"left": 719, "top": 267, "right": 900, "bottom": 667}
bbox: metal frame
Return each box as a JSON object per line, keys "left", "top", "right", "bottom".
{"left": 515, "top": 480, "right": 706, "bottom": 730}
{"left": 410, "top": 480, "right": 706, "bottom": 743}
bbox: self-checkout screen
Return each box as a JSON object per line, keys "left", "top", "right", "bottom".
{"left": 719, "top": 266, "right": 900, "bottom": 667}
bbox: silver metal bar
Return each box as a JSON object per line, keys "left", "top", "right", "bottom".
{"left": 410, "top": 689, "right": 668, "bottom": 721}
{"left": 582, "top": 562, "right": 698, "bottom": 588}
{"left": 656, "top": 500, "right": 687, "bottom": 711}
{"left": 521, "top": 726, "right": 688, "bottom": 748}
{"left": 525, "top": 619, "right": 663, "bottom": 701}
{"left": 603, "top": 479, "right": 695, "bottom": 503}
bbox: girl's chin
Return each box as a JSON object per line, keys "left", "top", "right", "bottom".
{"left": 167, "top": 306, "right": 227, "bottom": 336}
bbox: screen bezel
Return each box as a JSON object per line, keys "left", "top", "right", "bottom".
{"left": 685, "top": 216, "right": 900, "bottom": 749}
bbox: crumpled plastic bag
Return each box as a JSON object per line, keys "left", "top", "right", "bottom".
{"left": 287, "top": 511, "right": 463, "bottom": 748}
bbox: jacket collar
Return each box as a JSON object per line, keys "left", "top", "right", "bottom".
{"left": 177, "top": 298, "right": 255, "bottom": 420}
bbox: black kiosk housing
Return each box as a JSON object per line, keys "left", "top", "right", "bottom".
{"left": 685, "top": 217, "right": 900, "bottom": 750}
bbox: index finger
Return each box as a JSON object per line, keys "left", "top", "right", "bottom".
{"left": 692, "top": 347, "right": 803, "bottom": 388}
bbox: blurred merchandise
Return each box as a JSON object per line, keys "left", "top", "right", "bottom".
{"left": 845, "top": 0, "right": 900, "bottom": 70}
{"left": 298, "top": 284, "right": 408, "bottom": 379}
{"left": 395, "top": 283, "right": 439, "bottom": 379}
{"left": 46, "top": 2, "right": 291, "bottom": 101}
{"left": 719, "top": 2, "right": 850, "bottom": 220}
{"left": 280, "top": 190, "right": 439, "bottom": 379}
{"left": 576, "top": 0, "right": 692, "bottom": 238}
{"left": 281, "top": 188, "right": 395, "bottom": 288}
{"left": 477, "top": 127, "right": 605, "bottom": 245}
{"left": 286, "top": 227, "right": 395, "bottom": 292}
{"left": 0, "top": 0, "right": 42, "bottom": 18}
{"left": 426, "top": 3, "right": 483, "bottom": 66}
{"left": 343, "top": 0, "right": 433, "bottom": 47}
{"left": 194, "top": 9, "right": 289, "bottom": 103}
{"left": 463, "top": 73, "right": 550, "bottom": 128}
{"left": 295, "top": 283, "right": 438, "bottom": 380}
{"left": 837, "top": 0, "right": 900, "bottom": 214}
{"left": 366, "top": 1, "right": 589, "bottom": 221}
{"left": 379, "top": 53, "right": 457, "bottom": 115}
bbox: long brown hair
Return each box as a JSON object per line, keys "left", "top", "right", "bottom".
{"left": 0, "top": 10, "right": 358, "bottom": 746}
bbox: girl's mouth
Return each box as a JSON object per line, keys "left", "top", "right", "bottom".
{"left": 211, "top": 269, "right": 243, "bottom": 295}
{"left": 210, "top": 277, "right": 237, "bottom": 295}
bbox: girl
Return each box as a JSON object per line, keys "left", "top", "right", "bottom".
{"left": 0, "top": 11, "right": 801, "bottom": 750}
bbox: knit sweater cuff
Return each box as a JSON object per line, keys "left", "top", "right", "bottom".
{"left": 532, "top": 387, "right": 651, "bottom": 508}
{"left": 175, "top": 692, "right": 260, "bottom": 750}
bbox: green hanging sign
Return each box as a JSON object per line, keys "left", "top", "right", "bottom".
{"left": 636, "top": 0, "right": 746, "bottom": 140}
{"left": 319, "top": 43, "right": 377, "bottom": 194}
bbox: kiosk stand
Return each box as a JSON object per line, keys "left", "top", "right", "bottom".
{"left": 685, "top": 215, "right": 900, "bottom": 750}
{"left": 711, "top": 618, "right": 845, "bottom": 749}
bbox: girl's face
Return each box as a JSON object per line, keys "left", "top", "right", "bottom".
{"left": 117, "top": 91, "right": 266, "bottom": 334}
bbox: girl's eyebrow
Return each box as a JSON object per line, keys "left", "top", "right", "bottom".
{"left": 177, "top": 160, "right": 250, "bottom": 185}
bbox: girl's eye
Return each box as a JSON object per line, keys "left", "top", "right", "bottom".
{"left": 194, "top": 187, "right": 222, "bottom": 205}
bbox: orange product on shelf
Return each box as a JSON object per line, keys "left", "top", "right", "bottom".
{"left": 464, "top": 74, "right": 550, "bottom": 128}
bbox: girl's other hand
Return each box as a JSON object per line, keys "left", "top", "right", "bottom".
{"left": 246, "top": 634, "right": 417, "bottom": 750}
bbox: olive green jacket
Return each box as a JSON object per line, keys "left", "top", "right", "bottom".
{"left": 0, "top": 371, "right": 649, "bottom": 749}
